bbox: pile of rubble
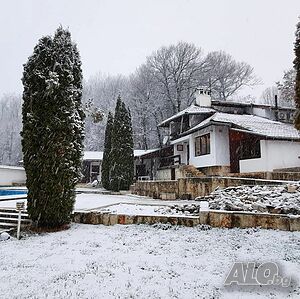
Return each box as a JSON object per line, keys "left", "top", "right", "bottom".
{"left": 196, "top": 183, "right": 300, "bottom": 215}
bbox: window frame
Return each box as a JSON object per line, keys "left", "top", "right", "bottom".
{"left": 194, "top": 133, "right": 211, "bottom": 157}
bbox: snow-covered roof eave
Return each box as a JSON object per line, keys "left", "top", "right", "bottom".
{"left": 179, "top": 117, "right": 300, "bottom": 141}
{"left": 158, "top": 105, "right": 216, "bottom": 127}
{"left": 230, "top": 127, "right": 300, "bottom": 141}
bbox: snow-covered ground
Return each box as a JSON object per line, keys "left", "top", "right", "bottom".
{"left": 0, "top": 193, "right": 202, "bottom": 214}
{"left": 0, "top": 224, "right": 299, "bottom": 298}
{"left": 98, "top": 202, "right": 208, "bottom": 216}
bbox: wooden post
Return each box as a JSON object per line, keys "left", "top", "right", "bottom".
{"left": 16, "top": 202, "right": 25, "bottom": 240}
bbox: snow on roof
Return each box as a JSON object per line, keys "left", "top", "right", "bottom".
{"left": 184, "top": 112, "right": 300, "bottom": 140}
{"left": 83, "top": 149, "right": 159, "bottom": 160}
{"left": 83, "top": 151, "right": 103, "bottom": 160}
{"left": 134, "top": 149, "right": 160, "bottom": 157}
{"left": 158, "top": 105, "right": 215, "bottom": 127}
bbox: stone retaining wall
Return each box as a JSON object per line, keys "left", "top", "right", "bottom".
{"left": 73, "top": 212, "right": 199, "bottom": 227}
{"left": 132, "top": 176, "right": 286, "bottom": 200}
{"left": 72, "top": 210, "right": 300, "bottom": 231}
{"left": 131, "top": 180, "right": 179, "bottom": 199}
{"left": 203, "top": 211, "right": 300, "bottom": 231}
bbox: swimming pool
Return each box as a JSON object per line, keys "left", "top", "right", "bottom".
{"left": 0, "top": 189, "right": 27, "bottom": 196}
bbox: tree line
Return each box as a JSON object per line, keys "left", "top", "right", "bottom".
{"left": 0, "top": 37, "right": 299, "bottom": 166}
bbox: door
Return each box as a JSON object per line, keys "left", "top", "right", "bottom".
{"left": 90, "top": 162, "right": 100, "bottom": 182}
{"left": 171, "top": 168, "right": 176, "bottom": 180}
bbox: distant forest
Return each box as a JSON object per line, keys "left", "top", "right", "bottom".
{"left": 0, "top": 41, "right": 295, "bottom": 165}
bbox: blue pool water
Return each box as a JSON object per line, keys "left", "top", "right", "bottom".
{"left": 0, "top": 189, "right": 27, "bottom": 196}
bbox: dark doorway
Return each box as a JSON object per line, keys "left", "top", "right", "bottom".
{"left": 229, "top": 130, "right": 261, "bottom": 173}
{"left": 171, "top": 168, "right": 176, "bottom": 180}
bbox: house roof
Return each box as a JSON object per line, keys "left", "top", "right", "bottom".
{"left": 158, "top": 105, "right": 215, "bottom": 127}
{"left": 83, "top": 149, "right": 159, "bottom": 161}
{"left": 211, "top": 100, "right": 296, "bottom": 111}
{"left": 134, "top": 149, "right": 160, "bottom": 157}
{"left": 182, "top": 112, "right": 300, "bottom": 140}
{"left": 83, "top": 151, "right": 104, "bottom": 161}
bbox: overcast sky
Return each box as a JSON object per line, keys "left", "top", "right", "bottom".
{"left": 0, "top": 0, "right": 299, "bottom": 99}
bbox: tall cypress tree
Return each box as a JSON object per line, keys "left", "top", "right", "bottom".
{"left": 101, "top": 112, "right": 114, "bottom": 189}
{"left": 21, "top": 27, "right": 85, "bottom": 228}
{"left": 110, "top": 96, "right": 134, "bottom": 191}
{"left": 122, "top": 104, "right": 134, "bottom": 189}
{"left": 294, "top": 20, "right": 300, "bottom": 130}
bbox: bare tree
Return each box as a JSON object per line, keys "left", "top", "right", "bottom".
{"left": 146, "top": 42, "right": 206, "bottom": 113}
{"left": 276, "top": 68, "right": 296, "bottom": 107}
{"left": 261, "top": 86, "right": 278, "bottom": 105}
{"left": 82, "top": 73, "right": 129, "bottom": 151}
{"left": 205, "top": 51, "right": 260, "bottom": 101}
{"left": 0, "top": 93, "right": 22, "bottom": 165}
{"left": 129, "top": 64, "right": 165, "bottom": 148}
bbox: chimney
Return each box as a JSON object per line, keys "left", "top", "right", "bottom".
{"left": 194, "top": 87, "right": 211, "bottom": 107}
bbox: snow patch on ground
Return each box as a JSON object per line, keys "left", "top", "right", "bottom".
{"left": 97, "top": 202, "right": 207, "bottom": 216}
{"left": 0, "top": 224, "right": 299, "bottom": 298}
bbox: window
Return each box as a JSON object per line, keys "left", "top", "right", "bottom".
{"left": 195, "top": 133, "right": 210, "bottom": 156}
{"left": 239, "top": 139, "right": 261, "bottom": 160}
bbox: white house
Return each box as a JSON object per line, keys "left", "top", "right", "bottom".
{"left": 82, "top": 150, "right": 158, "bottom": 183}
{"left": 136, "top": 88, "right": 300, "bottom": 180}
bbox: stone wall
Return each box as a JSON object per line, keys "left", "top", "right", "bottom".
{"left": 132, "top": 180, "right": 179, "bottom": 199}
{"left": 202, "top": 210, "right": 300, "bottom": 231}
{"left": 73, "top": 210, "right": 300, "bottom": 231}
{"left": 198, "top": 166, "right": 231, "bottom": 176}
{"left": 132, "top": 176, "right": 286, "bottom": 200}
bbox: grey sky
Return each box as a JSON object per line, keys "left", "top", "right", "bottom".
{"left": 0, "top": 0, "right": 299, "bottom": 99}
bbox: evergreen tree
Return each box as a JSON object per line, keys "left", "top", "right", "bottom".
{"left": 122, "top": 104, "right": 134, "bottom": 189}
{"left": 21, "top": 27, "right": 85, "bottom": 228}
{"left": 294, "top": 20, "right": 300, "bottom": 130}
{"left": 101, "top": 112, "right": 114, "bottom": 189}
{"left": 110, "top": 96, "right": 134, "bottom": 191}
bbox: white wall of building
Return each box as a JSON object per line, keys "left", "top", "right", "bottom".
{"left": 214, "top": 126, "right": 230, "bottom": 166}
{"left": 173, "top": 141, "right": 188, "bottom": 165}
{"left": 188, "top": 125, "right": 230, "bottom": 168}
{"left": 251, "top": 107, "right": 273, "bottom": 119}
{"left": 240, "top": 140, "right": 300, "bottom": 172}
{"left": 0, "top": 166, "right": 26, "bottom": 186}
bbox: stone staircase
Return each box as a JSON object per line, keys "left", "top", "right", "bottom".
{"left": 0, "top": 208, "right": 31, "bottom": 233}
{"left": 180, "top": 165, "right": 204, "bottom": 178}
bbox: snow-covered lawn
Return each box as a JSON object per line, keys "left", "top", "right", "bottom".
{"left": 0, "top": 224, "right": 300, "bottom": 298}
{"left": 0, "top": 193, "right": 202, "bottom": 214}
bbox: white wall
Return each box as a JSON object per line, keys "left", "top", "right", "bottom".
{"left": 240, "top": 140, "right": 300, "bottom": 172}
{"left": 0, "top": 166, "right": 26, "bottom": 186}
{"left": 188, "top": 125, "right": 230, "bottom": 168}
{"left": 251, "top": 107, "right": 273, "bottom": 119}
{"left": 173, "top": 141, "right": 188, "bottom": 165}
{"left": 214, "top": 126, "right": 230, "bottom": 166}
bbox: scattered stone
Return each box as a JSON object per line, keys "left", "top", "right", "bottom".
{"left": 196, "top": 182, "right": 300, "bottom": 215}
{"left": 287, "top": 184, "right": 298, "bottom": 193}
{"left": 0, "top": 232, "right": 11, "bottom": 241}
